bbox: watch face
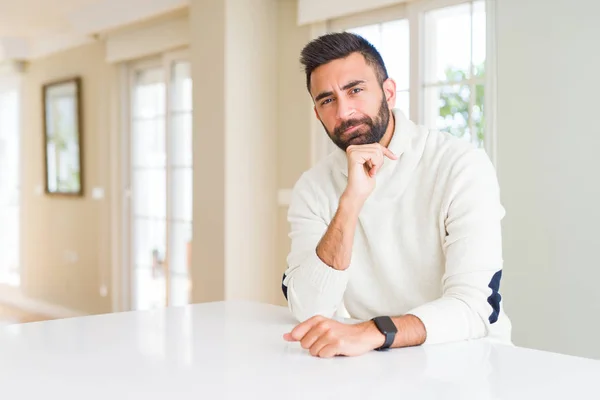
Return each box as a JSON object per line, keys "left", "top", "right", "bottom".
{"left": 374, "top": 316, "right": 398, "bottom": 334}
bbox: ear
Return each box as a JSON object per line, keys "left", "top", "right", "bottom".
{"left": 382, "top": 78, "right": 397, "bottom": 109}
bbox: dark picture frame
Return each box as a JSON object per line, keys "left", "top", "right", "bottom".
{"left": 42, "top": 77, "right": 84, "bottom": 196}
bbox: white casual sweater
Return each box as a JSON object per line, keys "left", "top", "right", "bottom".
{"left": 282, "top": 109, "right": 512, "bottom": 345}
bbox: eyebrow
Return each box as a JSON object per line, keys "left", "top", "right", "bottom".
{"left": 314, "top": 80, "right": 366, "bottom": 103}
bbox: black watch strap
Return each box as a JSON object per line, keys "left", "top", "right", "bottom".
{"left": 372, "top": 316, "right": 397, "bottom": 351}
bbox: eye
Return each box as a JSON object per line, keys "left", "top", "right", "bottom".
{"left": 350, "top": 87, "right": 363, "bottom": 94}
{"left": 321, "top": 98, "right": 333, "bottom": 106}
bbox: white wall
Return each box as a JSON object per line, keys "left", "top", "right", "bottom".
{"left": 497, "top": 0, "right": 600, "bottom": 359}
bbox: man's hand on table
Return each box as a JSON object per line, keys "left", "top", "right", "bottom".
{"left": 283, "top": 315, "right": 385, "bottom": 358}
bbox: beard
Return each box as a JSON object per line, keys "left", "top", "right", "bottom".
{"left": 323, "top": 95, "right": 391, "bottom": 151}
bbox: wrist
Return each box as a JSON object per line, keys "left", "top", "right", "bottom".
{"left": 360, "top": 320, "right": 386, "bottom": 350}
{"left": 339, "top": 192, "right": 365, "bottom": 214}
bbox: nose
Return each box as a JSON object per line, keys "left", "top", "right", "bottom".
{"left": 335, "top": 96, "right": 354, "bottom": 121}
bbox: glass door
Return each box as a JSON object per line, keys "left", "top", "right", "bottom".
{"left": 128, "top": 51, "right": 192, "bottom": 310}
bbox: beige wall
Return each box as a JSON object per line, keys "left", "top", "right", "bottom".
{"left": 277, "top": 0, "right": 312, "bottom": 190}
{"left": 190, "top": 0, "right": 281, "bottom": 305}
{"left": 189, "top": 0, "right": 227, "bottom": 304}
{"left": 275, "top": 0, "right": 312, "bottom": 306}
{"left": 20, "top": 41, "right": 115, "bottom": 315}
{"left": 225, "top": 0, "right": 279, "bottom": 303}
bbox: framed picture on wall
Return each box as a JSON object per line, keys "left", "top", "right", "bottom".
{"left": 42, "top": 77, "right": 84, "bottom": 196}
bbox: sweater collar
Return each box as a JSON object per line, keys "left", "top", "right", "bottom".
{"left": 334, "top": 108, "right": 412, "bottom": 177}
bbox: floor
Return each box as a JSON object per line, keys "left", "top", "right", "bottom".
{"left": 0, "top": 303, "right": 51, "bottom": 327}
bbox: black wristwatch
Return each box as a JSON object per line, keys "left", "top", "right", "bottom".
{"left": 371, "top": 316, "right": 397, "bottom": 351}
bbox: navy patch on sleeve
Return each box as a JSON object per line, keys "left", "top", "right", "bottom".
{"left": 487, "top": 270, "right": 502, "bottom": 324}
{"left": 281, "top": 272, "right": 288, "bottom": 300}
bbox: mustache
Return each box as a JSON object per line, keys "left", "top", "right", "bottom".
{"left": 334, "top": 117, "right": 372, "bottom": 136}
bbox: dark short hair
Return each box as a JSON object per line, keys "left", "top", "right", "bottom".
{"left": 300, "top": 32, "right": 389, "bottom": 93}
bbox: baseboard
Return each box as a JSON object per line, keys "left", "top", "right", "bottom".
{"left": 0, "top": 285, "right": 85, "bottom": 319}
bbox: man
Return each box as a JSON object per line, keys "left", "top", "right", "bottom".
{"left": 281, "top": 32, "right": 512, "bottom": 358}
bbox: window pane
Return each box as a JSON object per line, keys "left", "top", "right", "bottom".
{"left": 170, "top": 113, "right": 192, "bottom": 167}
{"left": 347, "top": 24, "right": 382, "bottom": 50}
{"left": 133, "top": 169, "right": 166, "bottom": 219}
{"left": 133, "top": 217, "right": 167, "bottom": 309}
{"left": 0, "top": 90, "right": 19, "bottom": 208}
{"left": 473, "top": 84, "right": 485, "bottom": 147}
{"left": 134, "top": 268, "right": 166, "bottom": 310}
{"left": 425, "top": 85, "right": 471, "bottom": 140}
{"left": 170, "top": 275, "right": 191, "bottom": 307}
{"left": 132, "top": 119, "right": 165, "bottom": 168}
{"left": 169, "top": 221, "right": 192, "bottom": 307}
{"left": 171, "top": 62, "right": 192, "bottom": 113}
{"left": 169, "top": 222, "right": 192, "bottom": 276}
{"left": 170, "top": 168, "right": 193, "bottom": 222}
{"left": 0, "top": 87, "right": 20, "bottom": 286}
{"left": 396, "top": 91, "right": 410, "bottom": 119}
{"left": 381, "top": 20, "right": 410, "bottom": 90}
{"left": 425, "top": 3, "right": 472, "bottom": 83}
{"left": 0, "top": 207, "right": 19, "bottom": 285}
{"left": 133, "top": 68, "right": 165, "bottom": 118}
{"left": 134, "top": 218, "right": 166, "bottom": 270}
{"left": 473, "top": 1, "right": 486, "bottom": 77}
{"left": 169, "top": 61, "right": 193, "bottom": 308}
{"left": 347, "top": 20, "right": 410, "bottom": 90}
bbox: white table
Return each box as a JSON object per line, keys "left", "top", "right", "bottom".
{"left": 1, "top": 300, "right": 598, "bottom": 399}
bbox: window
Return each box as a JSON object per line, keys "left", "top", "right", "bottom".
{"left": 326, "top": 0, "right": 490, "bottom": 151}
{"left": 347, "top": 19, "right": 410, "bottom": 118}
{"left": 127, "top": 52, "right": 193, "bottom": 310}
{"left": 423, "top": 1, "right": 486, "bottom": 147}
{"left": 0, "top": 81, "right": 20, "bottom": 286}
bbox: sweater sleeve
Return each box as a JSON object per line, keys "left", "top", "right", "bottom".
{"left": 282, "top": 174, "right": 349, "bottom": 323}
{"left": 407, "top": 149, "right": 506, "bottom": 345}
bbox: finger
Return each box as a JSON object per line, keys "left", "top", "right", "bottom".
{"left": 350, "top": 150, "right": 375, "bottom": 165}
{"left": 348, "top": 144, "right": 396, "bottom": 160}
{"left": 354, "top": 150, "right": 382, "bottom": 167}
{"left": 283, "top": 333, "right": 294, "bottom": 341}
{"left": 370, "top": 164, "right": 379, "bottom": 177}
{"left": 300, "top": 322, "right": 329, "bottom": 350}
{"left": 289, "top": 315, "right": 325, "bottom": 341}
{"left": 309, "top": 331, "right": 334, "bottom": 357}
{"left": 318, "top": 344, "right": 338, "bottom": 358}
{"left": 381, "top": 146, "right": 398, "bottom": 160}
{"left": 367, "top": 150, "right": 384, "bottom": 172}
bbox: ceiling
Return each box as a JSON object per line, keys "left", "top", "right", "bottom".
{"left": 0, "top": 0, "right": 188, "bottom": 62}
{"left": 0, "top": 0, "right": 100, "bottom": 37}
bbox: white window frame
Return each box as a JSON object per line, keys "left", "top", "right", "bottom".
{"left": 120, "top": 48, "right": 192, "bottom": 311}
{"left": 310, "top": 0, "right": 497, "bottom": 166}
